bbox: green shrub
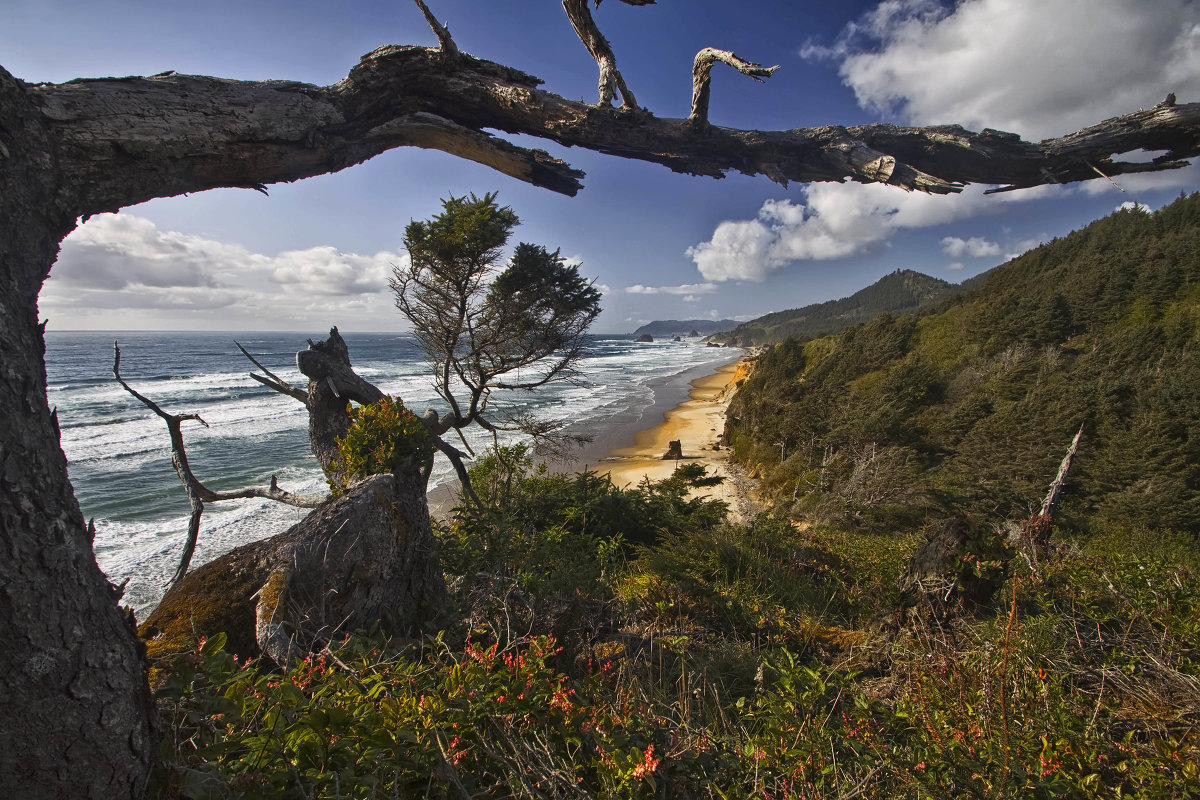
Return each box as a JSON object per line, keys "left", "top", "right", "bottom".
{"left": 329, "top": 396, "right": 432, "bottom": 493}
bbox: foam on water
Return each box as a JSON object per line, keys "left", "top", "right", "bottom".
{"left": 46, "top": 332, "right": 739, "bottom": 615}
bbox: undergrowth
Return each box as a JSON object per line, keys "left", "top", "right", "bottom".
{"left": 153, "top": 453, "right": 1200, "bottom": 798}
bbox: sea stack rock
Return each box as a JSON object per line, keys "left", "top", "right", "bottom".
{"left": 636, "top": 334, "right": 654, "bottom": 342}
{"left": 663, "top": 440, "right": 683, "bottom": 460}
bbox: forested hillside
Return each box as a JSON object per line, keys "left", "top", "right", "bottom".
{"left": 713, "top": 269, "right": 959, "bottom": 346}
{"left": 727, "top": 193, "right": 1200, "bottom": 532}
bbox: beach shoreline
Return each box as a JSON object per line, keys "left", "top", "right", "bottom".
{"left": 430, "top": 350, "right": 761, "bottom": 522}
{"left": 589, "top": 355, "right": 761, "bottom": 524}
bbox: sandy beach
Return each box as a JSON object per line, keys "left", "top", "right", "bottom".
{"left": 593, "top": 357, "right": 761, "bottom": 523}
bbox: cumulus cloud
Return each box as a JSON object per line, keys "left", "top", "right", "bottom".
{"left": 625, "top": 282, "right": 717, "bottom": 295}
{"left": 44, "top": 213, "right": 408, "bottom": 327}
{"left": 55, "top": 213, "right": 259, "bottom": 290}
{"left": 688, "top": 182, "right": 1001, "bottom": 282}
{"left": 269, "top": 247, "right": 393, "bottom": 296}
{"left": 940, "top": 235, "right": 1001, "bottom": 258}
{"left": 946, "top": 261, "right": 965, "bottom": 271}
{"left": 806, "top": 0, "right": 1200, "bottom": 141}
{"left": 1118, "top": 201, "right": 1151, "bottom": 213}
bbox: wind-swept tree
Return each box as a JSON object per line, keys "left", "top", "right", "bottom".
{"left": 132, "top": 194, "right": 599, "bottom": 679}
{"left": 393, "top": 193, "right": 602, "bottom": 492}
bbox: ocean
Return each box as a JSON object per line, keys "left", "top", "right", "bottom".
{"left": 45, "top": 331, "right": 740, "bottom": 615}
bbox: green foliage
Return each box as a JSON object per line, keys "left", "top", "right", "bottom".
{"left": 392, "top": 193, "right": 601, "bottom": 436}
{"left": 487, "top": 242, "right": 602, "bottom": 354}
{"left": 151, "top": 460, "right": 1200, "bottom": 798}
{"left": 439, "top": 448, "right": 730, "bottom": 618}
{"left": 402, "top": 191, "right": 518, "bottom": 282}
{"left": 153, "top": 633, "right": 668, "bottom": 799}
{"left": 728, "top": 192, "right": 1200, "bottom": 532}
{"left": 329, "top": 396, "right": 432, "bottom": 493}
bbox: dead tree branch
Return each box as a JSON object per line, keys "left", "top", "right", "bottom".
{"left": 21, "top": 45, "right": 1199, "bottom": 219}
{"left": 689, "top": 48, "right": 779, "bottom": 128}
{"left": 563, "top": 0, "right": 639, "bottom": 109}
{"left": 1040, "top": 423, "right": 1085, "bottom": 521}
{"left": 412, "top": 0, "right": 458, "bottom": 57}
{"left": 113, "top": 343, "right": 325, "bottom": 585}
{"left": 236, "top": 340, "right": 308, "bottom": 402}
{"left": 1018, "top": 422, "right": 1085, "bottom": 569}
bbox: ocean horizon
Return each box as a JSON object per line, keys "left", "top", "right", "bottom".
{"left": 46, "top": 330, "right": 741, "bottom": 615}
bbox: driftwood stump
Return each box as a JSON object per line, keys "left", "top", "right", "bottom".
{"left": 139, "top": 331, "right": 446, "bottom": 667}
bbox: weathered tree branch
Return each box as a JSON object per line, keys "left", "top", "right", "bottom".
{"left": 688, "top": 48, "right": 779, "bottom": 128}
{"left": 236, "top": 340, "right": 308, "bottom": 402}
{"left": 1040, "top": 423, "right": 1084, "bottom": 521}
{"left": 563, "top": 0, "right": 640, "bottom": 109}
{"left": 413, "top": 0, "right": 458, "bottom": 57}
{"left": 113, "top": 343, "right": 325, "bottom": 584}
{"left": 21, "top": 48, "right": 1198, "bottom": 226}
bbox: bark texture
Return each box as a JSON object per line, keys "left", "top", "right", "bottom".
{"left": 0, "top": 67, "right": 155, "bottom": 800}
{"left": 1, "top": 28, "right": 1199, "bottom": 800}
{"left": 140, "top": 470, "right": 446, "bottom": 667}
{"left": 26, "top": 47, "right": 1200, "bottom": 214}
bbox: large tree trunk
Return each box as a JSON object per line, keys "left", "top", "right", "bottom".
{"left": 0, "top": 68, "right": 155, "bottom": 800}
{"left": 2, "top": 21, "right": 1199, "bottom": 797}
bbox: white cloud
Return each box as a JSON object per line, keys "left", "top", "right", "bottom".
{"left": 625, "top": 282, "right": 716, "bottom": 295}
{"left": 946, "top": 261, "right": 965, "bottom": 271}
{"left": 44, "top": 213, "right": 408, "bottom": 328}
{"left": 688, "top": 182, "right": 1001, "bottom": 281}
{"left": 812, "top": 0, "right": 1200, "bottom": 141}
{"left": 269, "top": 247, "right": 393, "bottom": 296}
{"left": 940, "top": 235, "right": 1001, "bottom": 258}
{"left": 1004, "top": 233, "right": 1051, "bottom": 261}
{"left": 55, "top": 213, "right": 262, "bottom": 290}
{"left": 1118, "top": 201, "right": 1151, "bottom": 213}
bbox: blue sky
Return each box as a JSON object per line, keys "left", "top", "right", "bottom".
{"left": 7, "top": 0, "right": 1199, "bottom": 333}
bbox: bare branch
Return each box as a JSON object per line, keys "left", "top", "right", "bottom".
{"left": 434, "top": 435, "right": 481, "bottom": 507}
{"left": 1040, "top": 423, "right": 1085, "bottom": 521}
{"left": 562, "top": 0, "right": 639, "bottom": 109}
{"left": 412, "top": 0, "right": 458, "bottom": 57}
{"left": 236, "top": 340, "right": 307, "bottom": 402}
{"left": 31, "top": 45, "right": 1200, "bottom": 216}
{"left": 113, "top": 343, "right": 325, "bottom": 584}
{"left": 688, "top": 48, "right": 779, "bottom": 128}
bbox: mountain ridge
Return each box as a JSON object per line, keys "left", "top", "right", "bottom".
{"left": 712, "top": 268, "right": 965, "bottom": 346}
{"left": 630, "top": 319, "right": 741, "bottom": 338}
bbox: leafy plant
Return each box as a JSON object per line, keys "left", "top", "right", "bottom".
{"left": 329, "top": 395, "right": 433, "bottom": 492}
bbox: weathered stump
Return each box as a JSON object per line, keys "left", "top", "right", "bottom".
{"left": 140, "top": 471, "right": 446, "bottom": 666}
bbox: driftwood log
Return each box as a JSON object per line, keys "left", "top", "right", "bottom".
{"left": 3, "top": 2, "right": 1200, "bottom": 795}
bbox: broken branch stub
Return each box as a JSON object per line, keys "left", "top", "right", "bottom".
{"left": 689, "top": 48, "right": 779, "bottom": 128}
{"left": 412, "top": 0, "right": 458, "bottom": 57}
{"left": 563, "top": 0, "right": 639, "bottom": 109}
